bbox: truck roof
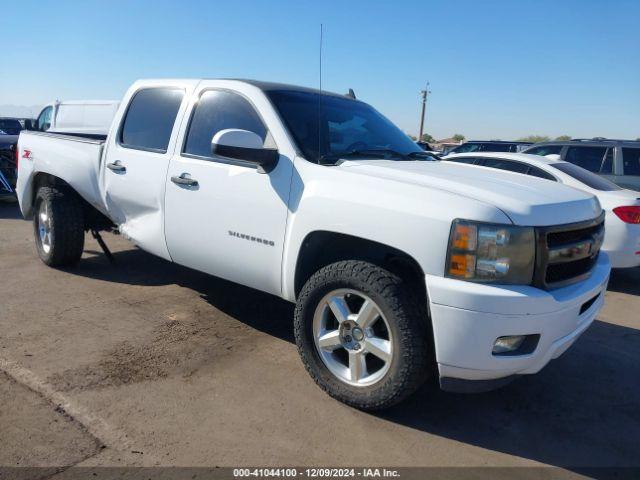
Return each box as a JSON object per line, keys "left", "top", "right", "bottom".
{"left": 134, "top": 78, "right": 357, "bottom": 101}
{"left": 232, "top": 79, "right": 355, "bottom": 100}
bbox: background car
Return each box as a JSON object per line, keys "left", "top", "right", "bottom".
{"left": 0, "top": 118, "right": 23, "bottom": 135}
{"left": 523, "top": 138, "right": 640, "bottom": 192}
{"left": 445, "top": 140, "right": 533, "bottom": 155}
{"left": 444, "top": 152, "right": 640, "bottom": 269}
{"left": 0, "top": 120, "right": 20, "bottom": 196}
{"left": 416, "top": 140, "right": 441, "bottom": 155}
{"left": 34, "top": 100, "right": 120, "bottom": 134}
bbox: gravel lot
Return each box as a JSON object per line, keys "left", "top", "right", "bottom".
{"left": 1, "top": 201, "right": 639, "bottom": 477}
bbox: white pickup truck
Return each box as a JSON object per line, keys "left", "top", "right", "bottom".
{"left": 17, "top": 79, "right": 610, "bottom": 410}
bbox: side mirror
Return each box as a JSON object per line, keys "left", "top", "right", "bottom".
{"left": 544, "top": 154, "right": 561, "bottom": 161}
{"left": 212, "top": 129, "right": 278, "bottom": 173}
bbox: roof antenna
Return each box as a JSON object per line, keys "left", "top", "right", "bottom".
{"left": 317, "top": 23, "right": 323, "bottom": 163}
{"left": 346, "top": 88, "right": 356, "bottom": 99}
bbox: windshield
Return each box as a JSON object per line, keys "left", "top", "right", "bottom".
{"left": 551, "top": 162, "right": 621, "bottom": 191}
{"left": 266, "top": 90, "right": 429, "bottom": 163}
{"left": 0, "top": 119, "right": 22, "bottom": 135}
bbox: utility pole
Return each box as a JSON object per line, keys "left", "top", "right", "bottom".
{"left": 418, "top": 83, "right": 431, "bottom": 141}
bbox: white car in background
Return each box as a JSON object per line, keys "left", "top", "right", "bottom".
{"left": 444, "top": 152, "right": 640, "bottom": 268}
{"left": 34, "top": 100, "right": 120, "bottom": 135}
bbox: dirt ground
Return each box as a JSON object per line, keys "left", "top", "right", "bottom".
{"left": 1, "top": 201, "right": 639, "bottom": 478}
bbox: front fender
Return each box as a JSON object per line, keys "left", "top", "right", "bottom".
{"left": 281, "top": 159, "right": 511, "bottom": 301}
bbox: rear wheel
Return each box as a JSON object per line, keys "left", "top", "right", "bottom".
{"left": 33, "top": 186, "right": 85, "bottom": 267}
{"left": 294, "top": 260, "right": 431, "bottom": 410}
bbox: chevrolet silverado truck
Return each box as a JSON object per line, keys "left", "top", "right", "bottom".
{"left": 16, "top": 79, "right": 610, "bottom": 410}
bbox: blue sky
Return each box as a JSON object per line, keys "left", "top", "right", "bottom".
{"left": 2, "top": 0, "right": 639, "bottom": 140}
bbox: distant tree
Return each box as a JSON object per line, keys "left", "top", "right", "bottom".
{"left": 421, "top": 133, "right": 435, "bottom": 143}
{"left": 407, "top": 134, "right": 417, "bottom": 140}
{"left": 636, "top": 138, "right": 640, "bottom": 141}
{"left": 452, "top": 134, "right": 465, "bottom": 142}
{"left": 555, "top": 135, "right": 572, "bottom": 141}
{"left": 517, "top": 135, "right": 550, "bottom": 143}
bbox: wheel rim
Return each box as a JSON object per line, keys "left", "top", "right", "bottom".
{"left": 313, "top": 289, "right": 393, "bottom": 387}
{"left": 37, "top": 200, "right": 52, "bottom": 254}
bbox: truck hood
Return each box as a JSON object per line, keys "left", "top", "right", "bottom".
{"left": 340, "top": 160, "right": 602, "bottom": 226}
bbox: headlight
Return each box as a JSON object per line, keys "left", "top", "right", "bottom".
{"left": 446, "top": 220, "right": 535, "bottom": 284}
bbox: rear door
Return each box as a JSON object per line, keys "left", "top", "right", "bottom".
{"left": 103, "top": 80, "right": 198, "bottom": 259}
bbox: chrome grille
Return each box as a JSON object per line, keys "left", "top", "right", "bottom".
{"left": 534, "top": 213, "right": 605, "bottom": 289}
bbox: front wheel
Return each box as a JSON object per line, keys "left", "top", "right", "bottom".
{"left": 294, "top": 260, "right": 432, "bottom": 410}
{"left": 33, "top": 186, "right": 85, "bottom": 267}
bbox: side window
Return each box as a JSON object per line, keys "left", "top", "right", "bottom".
{"left": 483, "top": 143, "right": 512, "bottom": 152}
{"left": 527, "top": 166, "right": 556, "bottom": 181}
{"left": 120, "top": 88, "right": 184, "bottom": 153}
{"left": 565, "top": 146, "right": 607, "bottom": 173}
{"left": 525, "top": 145, "right": 563, "bottom": 156}
{"left": 37, "top": 106, "right": 53, "bottom": 131}
{"left": 601, "top": 148, "right": 614, "bottom": 174}
{"left": 451, "top": 143, "right": 481, "bottom": 154}
{"left": 622, "top": 148, "right": 640, "bottom": 176}
{"left": 184, "top": 90, "right": 267, "bottom": 159}
{"left": 480, "top": 158, "right": 530, "bottom": 174}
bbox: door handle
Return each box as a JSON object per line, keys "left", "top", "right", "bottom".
{"left": 107, "top": 161, "right": 126, "bottom": 173}
{"left": 171, "top": 173, "right": 198, "bottom": 187}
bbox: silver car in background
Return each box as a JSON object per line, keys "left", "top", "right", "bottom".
{"left": 523, "top": 138, "right": 640, "bottom": 192}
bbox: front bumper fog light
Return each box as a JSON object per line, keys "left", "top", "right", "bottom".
{"left": 492, "top": 335, "right": 526, "bottom": 354}
{"left": 492, "top": 334, "right": 540, "bottom": 356}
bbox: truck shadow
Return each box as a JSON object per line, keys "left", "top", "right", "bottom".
{"left": 0, "top": 201, "right": 21, "bottom": 219}
{"left": 607, "top": 267, "right": 640, "bottom": 296}
{"left": 75, "top": 243, "right": 639, "bottom": 474}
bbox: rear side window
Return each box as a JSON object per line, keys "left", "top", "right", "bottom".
{"left": 525, "top": 145, "right": 563, "bottom": 156}
{"left": 479, "top": 158, "right": 529, "bottom": 173}
{"left": 551, "top": 162, "right": 621, "bottom": 191}
{"left": 565, "top": 146, "right": 607, "bottom": 173}
{"left": 184, "top": 90, "right": 267, "bottom": 159}
{"left": 622, "top": 148, "right": 640, "bottom": 175}
{"left": 120, "top": 88, "right": 184, "bottom": 153}
{"left": 601, "top": 148, "right": 614, "bottom": 174}
{"left": 527, "top": 166, "right": 556, "bottom": 181}
{"left": 37, "top": 106, "right": 53, "bottom": 131}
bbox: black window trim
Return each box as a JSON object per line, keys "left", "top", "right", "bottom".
{"left": 117, "top": 87, "right": 186, "bottom": 155}
{"left": 180, "top": 87, "right": 273, "bottom": 169}
{"left": 471, "top": 157, "right": 560, "bottom": 181}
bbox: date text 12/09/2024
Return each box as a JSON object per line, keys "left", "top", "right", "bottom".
{"left": 233, "top": 468, "right": 401, "bottom": 478}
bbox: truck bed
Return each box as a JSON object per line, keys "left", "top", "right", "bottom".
{"left": 31, "top": 131, "right": 107, "bottom": 143}
{"left": 16, "top": 130, "right": 108, "bottom": 218}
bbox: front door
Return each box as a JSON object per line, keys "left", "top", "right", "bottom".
{"left": 164, "top": 84, "right": 294, "bottom": 295}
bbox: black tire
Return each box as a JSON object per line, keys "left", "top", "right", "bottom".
{"left": 294, "top": 260, "right": 432, "bottom": 410}
{"left": 33, "top": 186, "right": 85, "bottom": 267}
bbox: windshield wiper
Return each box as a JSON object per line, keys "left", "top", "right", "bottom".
{"left": 407, "top": 151, "right": 441, "bottom": 160}
{"left": 320, "top": 149, "right": 410, "bottom": 164}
